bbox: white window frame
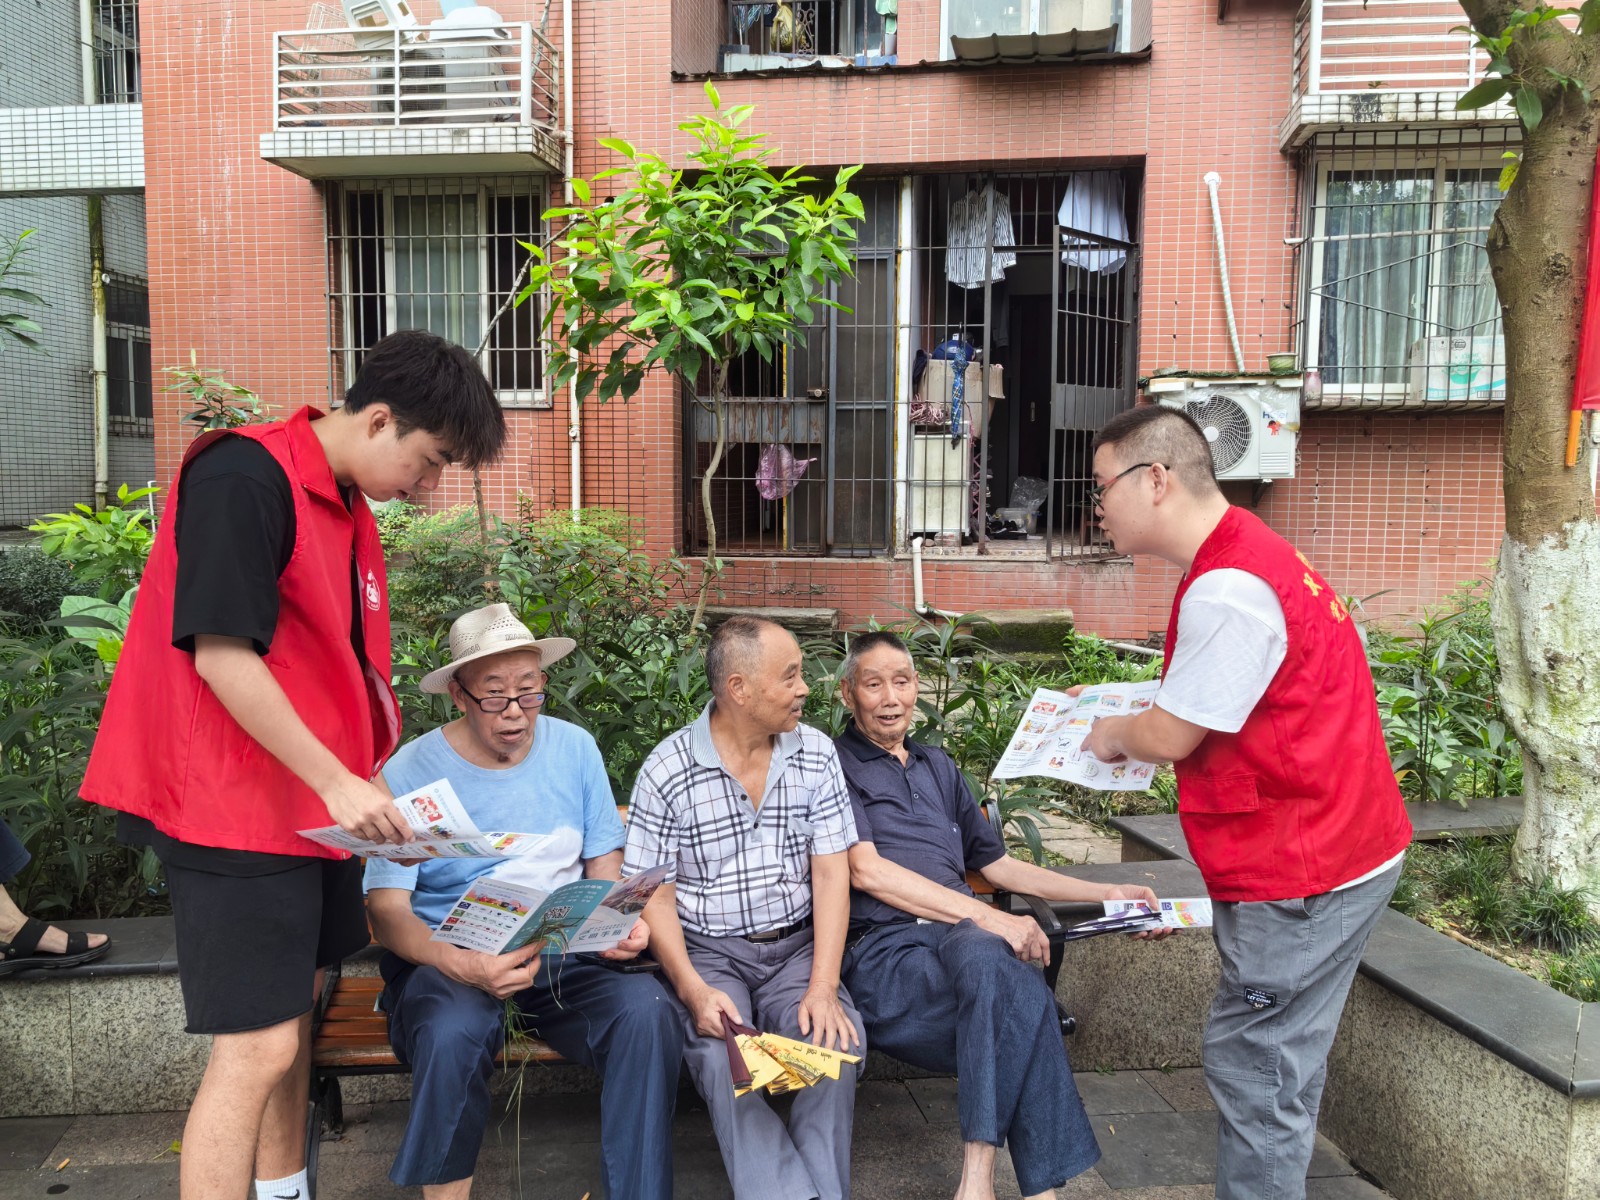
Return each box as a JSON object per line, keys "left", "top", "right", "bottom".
{"left": 938, "top": 0, "right": 1131, "bottom": 59}
{"left": 1303, "top": 147, "right": 1505, "bottom": 403}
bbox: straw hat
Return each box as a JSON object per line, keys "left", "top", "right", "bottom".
{"left": 418, "top": 603, "right": 577, "bottom": 694}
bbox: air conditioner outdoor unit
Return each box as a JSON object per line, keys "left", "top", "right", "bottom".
{"left": 1157, "top": 389, "right": 1298, "bottom": 482}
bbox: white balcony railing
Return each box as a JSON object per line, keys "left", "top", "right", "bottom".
{"left": 272, "top": 22, "right": 557, "bottom": 131}
{"left": 1294, "top": 0, "right": 1490, "bottom": 95}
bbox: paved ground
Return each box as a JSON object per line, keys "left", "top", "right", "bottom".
{"left": 0, "top": 1068, "right": 1386, "bottom": 1199}
{"left": 1036, "top": 812, "right": 1123, "bottom": 867}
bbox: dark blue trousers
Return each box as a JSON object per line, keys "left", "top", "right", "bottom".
{"left": 0, "top": 819, "right": 29, "bottom": 883}
{"left": 842, "top": 919, "right": 1101, "bottom": 1194}
{"left": 381, "top": 953, "right": 684, "bottom": 1196}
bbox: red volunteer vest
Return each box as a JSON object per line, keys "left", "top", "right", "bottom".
{"left": 81, "top": 407, "right": 401, "bottom": 857}
{"left": 1164, "top": 507, "right": 1411, "bottom": 902}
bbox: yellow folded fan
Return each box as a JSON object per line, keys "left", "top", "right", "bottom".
{"left": 721, "top": 1016, "right": 861, "bottom": 1098}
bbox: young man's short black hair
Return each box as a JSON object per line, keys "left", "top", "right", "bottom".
{"left": 345, "top": 330, "right": 507, "bottom": 470}
{"left": 1092, "top": 404, "right": 1221, "bottom": 497}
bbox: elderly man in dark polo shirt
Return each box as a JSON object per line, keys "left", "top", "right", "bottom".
{"left": 835, "top": 630, "right": 1163, "bottom": 1200}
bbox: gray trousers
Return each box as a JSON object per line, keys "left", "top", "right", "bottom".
{"left": 673, "top": 926, "right": 866, "bottom": 1200}
{"left": 1205, "top": 862, "right": 1401, "bottom": 1200}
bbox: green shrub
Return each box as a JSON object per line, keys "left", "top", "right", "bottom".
{"left": 0, "top": 547, "right": 88, "bottom": 634}
{"left": 374, "top": 502, "right": 496, "bottom": 632}
{"left": 28, "top": 483, "right": 158, "bottom": 600}
{"left": 1547, "top": 951, "right": 1600, "bottom": 1002}
{"left": 1510, "top": 875, "right": 1598, "bottom": 955}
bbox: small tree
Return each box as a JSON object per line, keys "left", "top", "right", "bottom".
{"left": 520, "top": 82, "right": 863, "bottom": 630}
{"left": 1453, "top": 2, "right": 1600, "bottom": 913}
{"left": 0, "top": 228, "right": 48, "bottom": 351}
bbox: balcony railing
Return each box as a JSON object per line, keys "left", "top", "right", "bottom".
{"left": 1293, "top": 0, "right": 1492, "bottom": 95}
{"left": 272, "top": 22, "right": 557, "bottom": 131}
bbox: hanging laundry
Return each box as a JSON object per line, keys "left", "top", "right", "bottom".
{"left": 755, "top": 444, "right": 818, "bottom": 500}
{"left": 946, "top": 184, "right": 1017, "bottom": 289}
{"left": 1058, "top": 172, "right": 1129, "bottom": 274}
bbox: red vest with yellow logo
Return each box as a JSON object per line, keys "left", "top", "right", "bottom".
{"left": 81, "top": 407, "right": 401, "bottom": 858}
{"left": 1162, "top": 507, "right": 1411, "bottom": 902}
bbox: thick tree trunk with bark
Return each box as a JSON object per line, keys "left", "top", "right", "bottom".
{"left": 1459, "top": 0, "right": 1600, "bottom": 910}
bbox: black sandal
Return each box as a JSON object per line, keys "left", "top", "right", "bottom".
{"left": 0, "top": 916, "right": 111, "bottom": 977}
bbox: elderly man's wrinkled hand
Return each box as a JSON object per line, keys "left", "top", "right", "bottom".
{"left": 689, "top": 984, "right": 744, "bottom": 1039}
{"left": 598, "top": 917, "right": 650, "bottom": 961}
{"left": 797, "top": 981, "right": 860, "bottom": 1052}
{"left": 453, "top": 946, "right": 543, "bottom": 999}
{"left": 982, "top": 910, "right": 1052, "bottom": 966}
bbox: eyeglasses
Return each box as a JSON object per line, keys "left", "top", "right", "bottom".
{"left": 456, "top": 682, "right": 546, "bottom": 714}
{"left": 1089, "top": 462, "right": 1165, "bottom": 510}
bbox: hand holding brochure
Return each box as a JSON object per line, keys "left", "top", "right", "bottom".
{"left": 991, "top": 683, "right": 1162, "bottom": 791}
{"left": 1059, "top": 897, "right": 1214, "bottom": 941}
{"left": 430, "top": 865, "right": 672, "bottom": 956}
{"left": 298, "top": 779, "right": 545, "bottom": 861}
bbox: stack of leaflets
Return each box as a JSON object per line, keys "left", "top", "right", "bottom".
{"left": 298, "top": 779, "right": 548, "bottom": 861}
{"left": 1061, "top": 897, "right": 1215, "bottom": 941}
{"left": 720, "top": 1015, "right": 862, "bottom": 1098}
{"left": 429, "top": 865, "right": 672, "bottom": 957}
{"left": 992, "top": 683, "right": 1162, "bottom": 791}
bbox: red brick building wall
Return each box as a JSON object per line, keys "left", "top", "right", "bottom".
{"left": 142, "top": 0, "right": 1504, "bottom": 639}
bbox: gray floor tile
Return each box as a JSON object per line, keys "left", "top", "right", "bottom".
{"left": 1090, "top": 1110, "right": 1354, "bottom": 1190}
{"left": 0, "top": 1161, "right": 178, "bottom": 1199}
{"left": 1306, "top": 1175, "right": 1390, "bottom": 1197}
{"left": 1135, "top": 1068, "right": 1215, "bottom": 1112}
{"left": 1073, "top": 1071, "right": 1173, "bottom": 1115}
{"left": 43, "top": 1112, "right": 184, "bottom": 1169}
{"left": 0, "top": 1117, "right": 72, "bottom": 1171}
{"left": 904, "top": 1076, "right": 961, "bottom": 1124}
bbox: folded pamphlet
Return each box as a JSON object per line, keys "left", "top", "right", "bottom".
{"left": 298, "top": 778, "right": 546, "bottom": 861}
{"left": 991, "top": 683, "right": 1162, "bottom": 791}
{"left": 1104, "top": 897, "right": 1214, "bottom": 928}
{"left": 429, "top": 864, "right": 672, "bottom": 956}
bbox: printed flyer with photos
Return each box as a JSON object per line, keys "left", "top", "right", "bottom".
{"left": 991, "top": 682, "right": 1162, "bottom": 791}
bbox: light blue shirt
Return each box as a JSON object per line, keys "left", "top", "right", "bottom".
{"left": 364, "top": 715, "right": 625, "bottom": 929}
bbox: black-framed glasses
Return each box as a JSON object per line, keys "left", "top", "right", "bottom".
{"left": 1089, "top": 462, "right": 1165, "bottom": 509}
{"left": 456, "top": 683, "right": 546, "bottom": 714}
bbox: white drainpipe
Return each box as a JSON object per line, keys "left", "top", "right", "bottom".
{"left": 563, "top": 0, "right": 580, "bottom": 514}
{"left": 911, "top": 536, "right": 961, "bottom": 620}
{"left": 1203, "top": 172, "right": 1247, "bottom": 374}
{"left": 82, "top": 0, "right": 109, "bottom": 510}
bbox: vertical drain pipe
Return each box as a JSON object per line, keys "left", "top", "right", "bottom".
{"left": 1203, "top": 172, "right": 1247, "bottom": 374}
{"left": 562, "top": 0, "right": 580, "bottom": 515}
{"left": 82, "top": 0, "right": 109, "bottom": 510}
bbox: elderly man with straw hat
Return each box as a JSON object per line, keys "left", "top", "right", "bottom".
{"left": 363, "top": 603, "right": 684, "bottom": 1200}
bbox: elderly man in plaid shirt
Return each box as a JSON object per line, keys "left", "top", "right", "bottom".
{"left": 625, "top": 614, "right": 864, "bottom": 1200}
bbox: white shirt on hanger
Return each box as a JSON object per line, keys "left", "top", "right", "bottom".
{"left": 947, "top": 184, "right": 1018, "bottom": 289}
{"left": 1058, "top": 172, "right": 1128, "bottom": 274}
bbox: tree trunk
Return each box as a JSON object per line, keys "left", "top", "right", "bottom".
{"left": 689, "top": 363, "right": 730, "bottom": 633}
{"left": 1483, "top": 91, "right": 1600, "bottom": 909}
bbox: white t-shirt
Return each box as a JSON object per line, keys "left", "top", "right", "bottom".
{"left": 1154, "top": 568, "right": 1402, "bottom": 892}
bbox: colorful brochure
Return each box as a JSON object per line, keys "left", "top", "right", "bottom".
{"left": 298, "top": 779, "right": 550, "bottom": 861}
{"left": 991, "top": 683, "right": 1162, "bottom": 791}
{"left": 429, "top": 864, "right": 672, "bottom": 956}
{"left": 1104, "top": 897, "right": 1215, "bottom": 928}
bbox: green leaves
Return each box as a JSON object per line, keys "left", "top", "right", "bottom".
{"left": 1456, "top": 77, "right": 1510, "bottom": 110}
{"left": 0, "top": 228, "right": 48, "bottom": 352}
{"left": 1515, "top": 84, "right": 1544, "bottom": 130}
{"left": 1452, "top": 5, "right": 1593, "bottom": 135}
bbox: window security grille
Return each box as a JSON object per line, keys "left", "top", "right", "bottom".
{"left": 1292, "top": 128, "right": 1514, "bottom": 411}
{"left": 106, "top": 274, "right": 151, "bottom": 435}
{"left": 93, "top": 0, "right": 140, "bottom": 104}
{"left": 324, "top": 177, "right": 544, "bottom": 406}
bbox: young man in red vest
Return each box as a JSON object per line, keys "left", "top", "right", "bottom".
{"left": 1081, "top": 405, "right": 1410, "bottom": 1200}
{"left": 81, "top": 330, "right": 506, "bottom": 1200}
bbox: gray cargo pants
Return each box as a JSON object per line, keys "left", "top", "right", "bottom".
{"left": 1205, "top": 861, "right": 1402, "bottom": 1200}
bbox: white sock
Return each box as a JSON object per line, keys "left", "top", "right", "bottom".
{"left": 255, "top": 1168, "right": 309, "bottom": 1200}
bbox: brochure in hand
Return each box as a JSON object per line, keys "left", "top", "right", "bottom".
{"left": 429, "top": 864, "right": 672, "bottom": 956}
{"left": 298, "top": 779, "right": 547, "bottom": 861}
{"left": 991, "top": 683, "right": 1162, "bottom": 791}
{"left": 1061, "top": 897, "right": 1215, "bottom": 941}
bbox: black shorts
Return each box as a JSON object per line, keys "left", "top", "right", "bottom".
{"left": 162, "top": 848, "right": 370, "bottom": 1035}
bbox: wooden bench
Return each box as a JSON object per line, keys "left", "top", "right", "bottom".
{"left": 305, "top": 799, "right": 1074, "bottom": 1190}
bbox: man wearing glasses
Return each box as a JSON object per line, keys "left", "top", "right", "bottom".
{"left": 364, "top": 603, "right": 683, "bottom": 1200}
{"left": 1081, "top": 407, "right": 1410, "bottom": 1200}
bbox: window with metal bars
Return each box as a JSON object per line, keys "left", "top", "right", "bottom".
{"left": 106, "top": 274, "right": 151, "bottom": 435}
{"left": 681, "top": 170, "right": 1140, "bottom": 560}
{"left": 92, "top": 0, "right": 140, "bottom": 104}
{"left": 1294, "top": 129, "right": 1512, "bottom": 410}
{"left": 324, "top": 177, "right": 545, "bottom": 406}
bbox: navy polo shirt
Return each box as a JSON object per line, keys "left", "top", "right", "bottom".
{"left": 834, "top": 721, "right": 1006, "bottom": 927}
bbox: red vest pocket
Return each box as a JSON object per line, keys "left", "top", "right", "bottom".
{"left": 1178, "top": 775, "right": 1283, "bottom": 894}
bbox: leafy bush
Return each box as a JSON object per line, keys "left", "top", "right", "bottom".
{"left": 0, "top": 547, "right": 88, "bottom": 634}
{"left": 1547, "top": 951, "right": 1600, "bottom": 1002}
{"left": 28, "top": 483, "right": 159, "bottom": 600}
{"left": 0, "top": 632, "right": 162, "bottom": 918}
{"left": 1369, "top": 583, "right": 1522, "bottom": 805}
{"left": 375, "top": 502, "right": 496, "bottom": 632}
{"left": 1510, "top": 874, "right": 1597, "bottom": 955}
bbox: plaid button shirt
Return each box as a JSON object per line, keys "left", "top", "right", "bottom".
{"left": 622, "top": 703, "right": 858, "bottom": 938}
